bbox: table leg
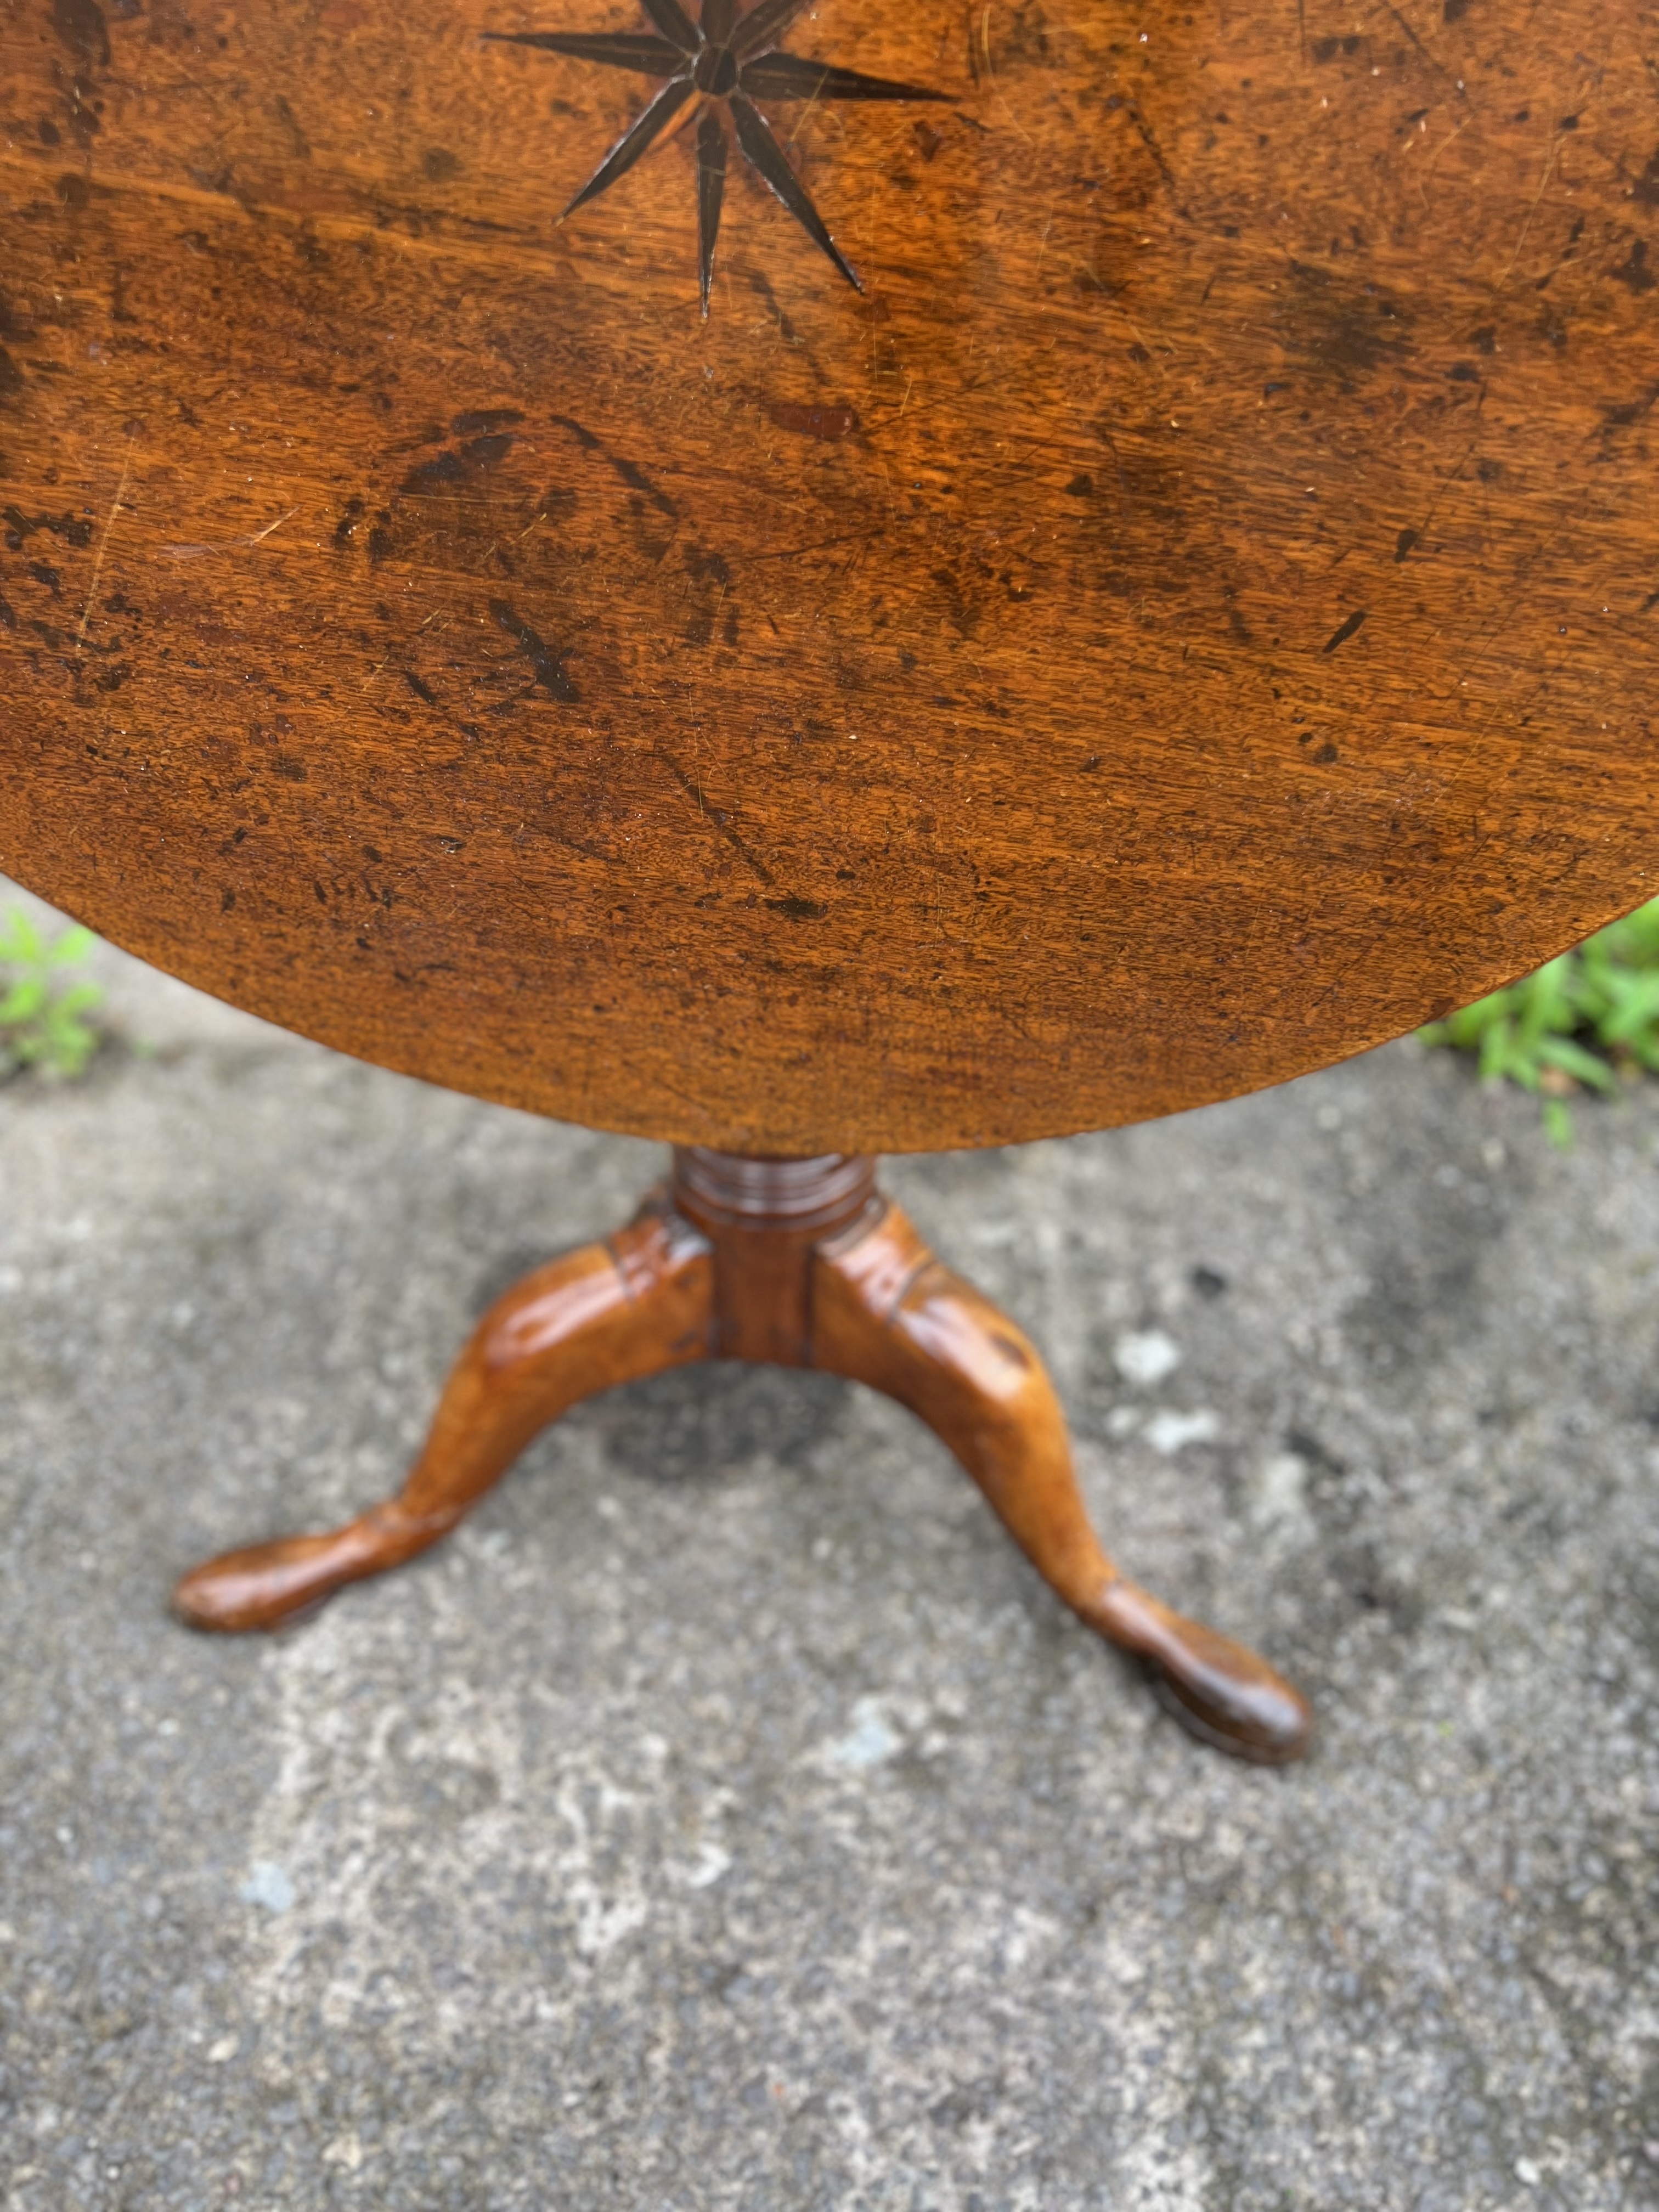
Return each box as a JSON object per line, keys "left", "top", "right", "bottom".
{"left": 172, "top": 1148, "right": 1312, "bottom": 1762}
{"left": 811, "top": 1201, "right": 1313, "bottom": 1764}
{"left": 172, "top": 1191, "right": 714, "bottom": 1631}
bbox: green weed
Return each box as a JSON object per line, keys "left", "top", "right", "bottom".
{"left": 1418, "top": 895, "right": 1659, "bottom": 1147}
{"left": 0, "top": 908, "right": 105, "bottom": 1080}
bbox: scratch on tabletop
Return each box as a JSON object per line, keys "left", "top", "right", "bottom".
{"left": 19, "top": 162, "right": 594, "bottom": 291}
{"left": 783, "top": 74, "right": 828, "bottom": 151}
{"left": 1127, "top": 103, "right": 1178, "bottom": 196}
{"left": 653, "top": 747, "right": 775, "bottom": 884}
{"left": 1395, "top": 435, "right": 1480, "bottom": 569}
{"left": 1416, "top": 113, "right": 1472, "bottom": 208}
{"left": 873, "top": 454, "right": 899, "bottom": 529}
{"left": 1452, "top": 484, "right": 1590, "bottom": 672}
{"left": 1114, "top": 298, "right": 1155, "bottom": 357}
{"left": 1096, "top": 416, "right": 1130, "bottom": 498}
{"left": 1385, "top": 2, "right": 1460, "bottom": 95}
{"left": 76, "top": 436, "right": 135, "bottom": 651}
{"left": 744, "top": 528, "right": 887, "bottom": 565}
{"left": 979, "top": 5, "right": 1034, "bottom": 146}
{"left": 1496, "top": 134, "right": 1562, "bottom": 291}
{"left": 248, "top": 507, "right": 298, "bottom": 545}
{"left": 362, "top": 625, "right": 435, "bottom": 692}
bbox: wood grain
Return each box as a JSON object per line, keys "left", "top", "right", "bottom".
{"left": 2, "top": 0, "right": 1656, "bottom": 1151}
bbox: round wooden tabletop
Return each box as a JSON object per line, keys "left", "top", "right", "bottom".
{"left": 2, "top": 0, "right": 1656, "bottom": 1152}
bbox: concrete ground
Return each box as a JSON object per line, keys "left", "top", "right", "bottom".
{"left": 1, "top": 879, "right": 1656, "bottom": 2212}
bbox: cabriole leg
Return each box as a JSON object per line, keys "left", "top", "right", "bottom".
{"left": 172, "top": 1193, "right": 713, "bottom": 1632}
{"left": 811, "top": 1200, "right": 1313, "bottom": 1764}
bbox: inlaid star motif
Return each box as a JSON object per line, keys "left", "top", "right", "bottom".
{"left": 484, "top": 0, "right": 948, "bottom": 313}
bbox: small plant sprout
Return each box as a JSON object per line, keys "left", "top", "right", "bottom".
{"left": 0, "top": 907, "right": 106, "bottom": 1080}
{"left": 1419, "top": 895, "right": 1659, "bottom": 1147}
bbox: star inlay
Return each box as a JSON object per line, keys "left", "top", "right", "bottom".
{"left": 484, "top": 0, "right": 948, "bottom": 313}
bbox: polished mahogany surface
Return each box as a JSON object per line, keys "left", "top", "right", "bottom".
{"left": 2, "top": 1, "right": 1656, "bottom": 1152}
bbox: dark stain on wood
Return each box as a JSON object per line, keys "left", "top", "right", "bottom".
{"left": 768, "top": 401, "right": 857, "bottom": 439}
{"left": 52, "top": 0, "right": 109, "bottom": 68}
{"left": 489, "top": 598, "right": 578, "bottom": 702}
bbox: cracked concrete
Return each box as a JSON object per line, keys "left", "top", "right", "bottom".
{"left": 1, "top": 881, "right": 1656, "bottom": 2210}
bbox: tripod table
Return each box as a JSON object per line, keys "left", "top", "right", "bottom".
{"left": 3, "top": 0, "right": 1657, "bottom": 1761}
